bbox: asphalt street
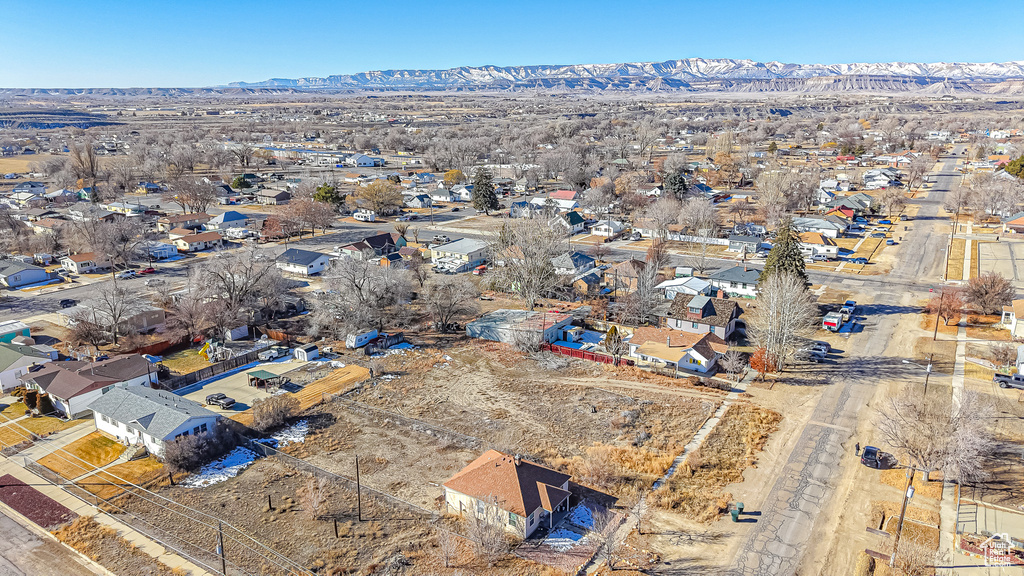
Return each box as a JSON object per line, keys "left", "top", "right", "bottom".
{"left": 0, "top": 508, "right": 103, "bottom": 576}
{"left": 727, "top": 151, "right": 962, "bottom": 576}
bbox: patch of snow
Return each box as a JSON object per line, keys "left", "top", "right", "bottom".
{"left": 330, "top": 361, "right": 346, "bottom": 368}
{"left": 269, "top": 419, "right": 309, "bottom": 446}
{"left": 546, "top": 527, "right": 588, "bottom": 552}
{"left": 181, "top": 447, "right": 258, "bottom": 488}
{"left": 567, "top": 504, "right": 594, "bottom": 529}
{"left": 442, "top": 355, "right": 452, "bottom": 361}
{"left": 18, "top": 279, "right": 63, "bottom": 290}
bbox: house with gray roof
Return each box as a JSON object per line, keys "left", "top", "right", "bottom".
{"left": 88, "top": 386, "right": 221, "bottom": 457}
{"left": 275, "top": 248, "right": 331, "bottom": 276}
{"left": 707, "top": 265, "right": 762, "bottom": 299}
{"left": 0, "top": 342, "right": 53, "bottom": 392}
{"left": 0, "top": 259, "right": 53, "bottom": 288}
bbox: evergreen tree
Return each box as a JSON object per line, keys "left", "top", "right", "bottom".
{"left": 313, "top": 183, "right": 344, "bottom": 206}
{"left": 472, "top": 169, "right": 499, "bottom": 214}
{"left": 1004, "top": 155, "right": 1024, "bottom": 179}
{"left": 767, "top": 141, "right": 778, "bottom": 154}
{"left": 664, "top": 171, "right": 688, "bottom": 199}
{"left": 231, "top": 175, "right": 251, "bottom": 190}
{"left": 760, "top": 218, "right": 807, "bottom": 285}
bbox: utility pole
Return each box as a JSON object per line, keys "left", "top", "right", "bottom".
{"left": 890, "top": 466, "right": 916, "bottom": 567}
{"left": 355, "top": 456, "right": 362, "bottom": 522}
{"left": 932, "top": 291, "right": 943, "bottom": 341}
{"left": 923, "top": 353, "right": 933, "bottom": 397}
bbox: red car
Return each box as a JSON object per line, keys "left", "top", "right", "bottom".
{"left": 138, "top": 267, "right": 157, "bottom": 275}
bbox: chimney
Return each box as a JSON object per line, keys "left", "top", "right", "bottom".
{"left": 514, "top": 454, "right": 521, "bottom": 467}
{"left": 666, "top": 335, "right": 671, "bottom": 347}
{"left": 717, "top": 289, "right": 725, "bottom": 299}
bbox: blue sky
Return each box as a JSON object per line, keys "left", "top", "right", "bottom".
{"left": 2, "top": 0, "right": 1023, "bottom": 87}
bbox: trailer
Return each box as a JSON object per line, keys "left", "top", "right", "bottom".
{"left": 822, "top": 312, "right": 844, "bottom": 332}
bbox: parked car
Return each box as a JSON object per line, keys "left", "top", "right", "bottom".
{"left": 115, "top": 270, "right": 136, "bottom": 280}
{"left": 57, "top": 268, "right": 71, "bottom": 276}
{"left": 870, "top": 233, "right": 886, "bottom": 238}
{"left": 205, "top": 393, "right": 236, "bottom": 409}
{"left": 805, "top": 340, "right": 832, "bottom": 353}
{"left": 850, "top": 257, "right": 869, "bottom": 264}
{"left": 473, "top": 265, "right": 487, "bottom": 275}
{"left": 396, "top": 215, "right": 411, "bottom": 221}
{"left": 144, "top": 278, "right": 164, "bottom": 286}
{"left": 886, "top": 239, "right": 896, "bottom": 245}
{"left": 878, "top": 219, "right": 892, "bottom": 225}
{"left": 860, "top": 446, "right": 882, "bottom": 468}
{"left": 138, "top": 267, "right": 156, "bottom": 275}
{"left": 993, "top": 373, "right": 1024, "bottom": 389}
{"left": 899, "top": 215, "right": 910, "bottom": 221}
{"left": 629, "top": 232, "right": 642, "bottom": 241}
{"left": 59, "top": 298, "right": 77, "bottom": 309}
{"left": 433, "top": 235, "right": 451, "bottom": 244}
{"left": 794, "top": 350, "right": 824, "bottom": 363}
{"left": 451, "top": 207, "right": 460, "bottom": 212}
{"left": 811, "top": 254, "right": 830, "bottom": 262}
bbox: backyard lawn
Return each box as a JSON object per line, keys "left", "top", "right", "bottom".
{"left": 82, "top": 456, "right": 165, "bottom": 500}
{"left": 37, "top": 431, "right": 125, "bottom": 480}
{"left": 0, "top": 417, "right": 86, "bottom": 447}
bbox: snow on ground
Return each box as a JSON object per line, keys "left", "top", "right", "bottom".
{"left": 181, "top": 447, "right": 258, "bottom": 488}
{"left": 18, "top": 279, "right": 63, "bottom": 290}
{"left": 567, "top": 504, "right": 594, "bottom": 530}
{"left": 546, "top": 527, "right": 589, "bottom": 552}
{"left": 256, "top": 419, "right": 309, "bottom": 447}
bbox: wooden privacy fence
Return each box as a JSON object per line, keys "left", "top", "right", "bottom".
{"left": 540, "top": 343, "right": 634, "bottom": 366}
{"left": 161, "top": 350, "right": 260, "bottom": 391}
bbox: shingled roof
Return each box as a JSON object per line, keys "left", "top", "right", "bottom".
{"left": 666, "top": 293, "right": 740, "bottom": 327}
{"left": 87, "top": 386, "right": 218, "bottom": 441}
{"left": 444, "top": 450, "right": 571, "bottom": 517}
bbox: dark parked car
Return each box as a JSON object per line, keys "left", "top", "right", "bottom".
{"left": 451, "top": 207, "right": 460, "bottom": 212}
{"left": 861, "top": 446, "right": 882, "bottom": 468}
{"left": 870, "top": 233, "right": 886, "bottom": 238}
{"left": 993, "top": 373, "right": 1024, "bottom": 389}
{"left": 850, "top": 257, "right": 869, "bottom": 264}
{"left": 59, "top": 298, "right": 77, "bottom": 308}
{"left": 205, "top": 393, "right": 236, "bottom": 409}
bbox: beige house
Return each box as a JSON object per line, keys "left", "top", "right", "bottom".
{"left": 173, "top": 231, "right": 223, "bottom": 252}
{"left": 443, "top": 450, "right": 572, "bottom": 539}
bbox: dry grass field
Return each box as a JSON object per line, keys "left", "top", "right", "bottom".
{"left": 38, "top": 431, "right": 125, "bottom": 479}
{"left": 0, "top": 417, "right": 86, "bottom": 447}
{"left": 946, "top": 238, "right": 966, "bottom": 280}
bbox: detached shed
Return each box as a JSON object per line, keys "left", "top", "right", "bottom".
{"left": 294, "top": 344, "right": 319, "bottom": 362}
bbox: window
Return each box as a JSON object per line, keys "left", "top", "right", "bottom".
{"left": 476, "top": 500, "right": 485, "bottom": 517}
{"left": 101, "top": 385, "right": 114, "bottom": 394}
{"left": 527, "top": 512, "right": 535, "bottom": 525}
{"left": 508, "top": 511, "right": 516, "bottom": 526}
{"left": 199, "top": 423, "right": 208, "bottom": 434}
{"left": 692, "top": 322, "right": 699, "bottom": 329}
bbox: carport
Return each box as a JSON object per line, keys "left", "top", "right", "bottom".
{"left": 247, "top": 369, "right": 283, "bottom": 389}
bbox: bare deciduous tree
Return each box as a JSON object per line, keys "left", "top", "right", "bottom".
{"left": 424, "top": 276, "right": 479, "bottom": 332}
{"left": 720, "top": 349, "right": 746, "bottom": 380}
{"left": 488, "top": 217, "right": 566, "bottom": 310}
{"left": 754, "top": 168, "right": 793, "bottom": 227}
{"left": 86, "top": 281, "right": 148, "bottom": 345}
{"left": 251, "top": 394, "right": 300, "bottom": 433}
{"left": 297, "top": 475, "right": 331, "bottom": 520}
{"left": 965, "top": 272, "right": 1015, "bottom": 315}
{"left": 199, "top": 246, "right": 282, "bottom": 326}
{"left": 876, "top": 388, "right": 994, "bottom": 483}
{"left": 466, "top": 497, "right": 510, "bottom": 568}
{"left": 312, "top": 257, "right": 414, "bottom": 335}
{"left": 745, "top": 272, "right": 817, "bottom": 370}
{"left": 165, "top": 179, "right": 218, "bottom": 214}
{"left": 354, "top": 180, "right": 404, "bottom": 216}
{"left": 678, "top": 196, "right": 719, "bottom": 274}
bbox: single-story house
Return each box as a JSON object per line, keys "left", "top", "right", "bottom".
{"left": 529, "top": 197, "right": 579, "bottom": 213}
{"left": 792, "top": 217, "right": 845, "bottom": 239}
{"left": 1003, "top": 212, "right": 1024, "bottom": 234}
{"left": 656, "top": 276, "right": 712, "bottom": 299}
{"left": 0, "top": 259, "right": 52, "bottom": 288}
{"left": 626, "top": 327, "right": 728, "bottom": 374}
{"left": 431, "top": 238, "right": 488, "bottom": 270}
{"left": 142, "top": 241, "right": 179, "bottom": 261}
{"left": 591, "top": 219, "right": 626, "bottom": 237}
{"left": 88, "top": 385, "right": 220, "bottom": 457}
{"left": 0, "top": 342, "right": 53, "bottom": 392}
{"left": 660, "top": 293, "right": 741, "bottom": 340}
{"left": 551, "top": 251, "right": 596, "bottom": 276}
{"left": 0, "top": 321, "right": 30, "bottom": 344}
{"left": 798, "top": 232, "right": 839, "bottom": 258}
{"left": 173, "top": 231, "right": 224, "bottom": 252}
{"left": 156, "top": 213, "right": 210, "bottom": 233}
{"left": 206, "top": 210, "right": 262, "bottom": 230}
{"left": 404, "top": 194, "right": 432, "bottom": 209}
{"left": 60, "top": 252, "right": 110, "bottom": 274}
{"left": 20, "top": 355, "right": 157, "bottom": 418}
{"left": 255, "top": 189, "right": 291, "bottom": 205}
{"left": 510, "top": 201, "right": 543, "bottom": 219}
{"left": 466, "top": 309, "right": 574, "bottom": 345}
{"left": 61, "top": 300, "right": 167, "bottom": 335}
{"left": 707, "top": 266, "right": 761, "bottom": 298}
{"left": 275, "top": 248, "right": 331, "bottom": 276}
{"left": 727, "top": 235, "right": 762, "bottom": 253}
{"left": 548, "top": 190, "right": 579, "bottom": 201}
{"left": 443, "top": 449, "right": 572, "bottom": 539}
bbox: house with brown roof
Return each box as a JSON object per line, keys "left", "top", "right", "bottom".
{"left": 798, "top": 232, "right": 839, "bottom": 258}
{"left": 172, "top": 231, "right": 223, "bottom": 253}
{"left": 156, "top": 213, "right": 210, "bottom": 233}
{"left": 626, "top": 327, "right": 728, "bottom": 374}
{"left": 443, "top": 450, "right": 572, "bottom": 538}
{"left": 602, "top": 259, "right": 655, "bottom": 293}
{"left": 659, "top": 293, "right": 741, "bottom": 340}
{"left": 60, "top": 252, "right": 110, "bottom": 274}
{"left": 19, "top": 354, "right": 157, "bottom": 418}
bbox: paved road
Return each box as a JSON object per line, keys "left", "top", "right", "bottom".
{"left": 0, "top": 508, "right": 103, "bottom": 576}
{"left": 726, "top": 152, "right": 962, "bottom": 576}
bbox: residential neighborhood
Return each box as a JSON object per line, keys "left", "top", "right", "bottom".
{"left": 1, "top": 17, "right": 1024, "bottom": 576}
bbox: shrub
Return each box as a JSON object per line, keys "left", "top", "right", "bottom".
{"left": 854, "top": 551, "right": 875, "bottom": 576}
{"left": 23, "top": 390, "right": 38, "bottom": 411}
{"left": 163, "top": 422, "right": 239, "bottom": 473}
{"left": 251, "top": 394, "right": 300, "bottom": 433}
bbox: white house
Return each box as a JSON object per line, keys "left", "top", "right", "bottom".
{"left": 548, "top": 211, "right": 586, "bottom": 235}
{"left": 529, "top": 197, "right": 579, "bottom": 213}
{"left": 551, "top": 251, "right": 596, "bottom": 276}
{"left": 792, "top": 217, "right": 845, "bottom": 239}
{"left": 656, "top": 276, "right": 712, "bottom": 299}
{"left": 707, "top": 265, "right": 761, "bottom": 298}
{"left": 19, "top": 355, "right": 157, "bottom": 419}
{"left": 88, "top": 386, "right": 221, "bottom": 457}
{"left": 591, "top": 219, "right": 626, "bottom": 237}
{"left": 431, "top": 238, "right": 488, "bottom": 272}
{"left": 142, "top": 241, "right": 179, "bottom": 261}
{"left": 275, "top": 248, "right": 331, "bottom": 276}
{"left": 60, "top": 252, "right": 110, "bottom": 274}
{"left": 1001, "top": 300, "right": 1024, "bottom": 339}
{"left": 798, "top": 232, "right": 840, "bottom": 258}
{"left": 0, "top": 342, "right": 53, "bottom": 392}
{"left": 626, "top": 327, "right": 728, "bottom": 375}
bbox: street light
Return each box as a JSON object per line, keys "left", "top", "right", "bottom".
{"left": 890, "top": 466, "right": 917, "bottom": 567}
{"left": 902, "top": 354, "right": 933, "bottom": 396}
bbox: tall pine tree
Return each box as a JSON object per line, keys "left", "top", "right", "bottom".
{"left": 472, "top": 168, "right": 499, "bottom": 215}
{"left": 760, "top": 217, "right": 807, "bottom": 285}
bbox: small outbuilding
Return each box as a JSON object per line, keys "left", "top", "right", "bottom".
{"left": 294, "top": 344, "right": 319, "bottom": 362}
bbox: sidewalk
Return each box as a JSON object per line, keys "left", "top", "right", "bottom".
{"left": 14, "top": 421, "right": 95, "bottom": 463}
{"left": 0, "top": 458, "right": 215, "bottom": 575}
{"left": 939, "top": 321, "right": 969, "bottom": 563}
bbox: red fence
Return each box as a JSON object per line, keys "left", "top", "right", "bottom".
{"left": 541, "top": 343, "right": 634, "bottom": 366}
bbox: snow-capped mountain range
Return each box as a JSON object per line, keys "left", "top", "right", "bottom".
{"left": 228, "top": 58, "right": 1024, "bottom": 91}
